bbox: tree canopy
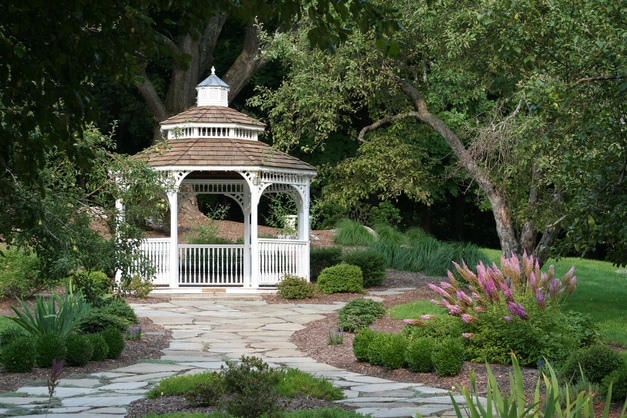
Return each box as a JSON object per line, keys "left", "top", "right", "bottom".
{"left": 252, "top": 0, "right": 627, "bottom": 265}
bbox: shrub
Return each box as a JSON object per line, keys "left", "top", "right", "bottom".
{"left": 379, "top": 333, "right": 409, "bottom": 370}
{"left": 184, "top": 373, "right": 224, "bottom": 408}
{"left": 277, "top": 274, "right": 316, "bottom": 299}
{"left": 10, "top": 291, "right": 91, "bottom": 339}
{"left": 367, "top": 201, "right": 402, "bottom": 227}
{"left": 364, "top": 332, "right": 408, "bottom": 369}
{"left": 219, "top": 356, "right": 282, "bottom": 418}
{"left": 36, "top": 333, "right": 67, "bottom": 368}
{"left": 0, "top": 247, "right": 43, "bottom": 299}
{"left": 402, "top": 315, "right": 465, "bottom": 341}
{"left": 365, "top": 332, "right": 387, "bottom": 367}
{"left": 87, "top": 333, "right": 109, "bottom": 361}
{"left": 432, "top": 337, "right": 465, "bottom": 377}
{"left": 429, "top": 252, "right": 579, "bottom": 367}
{"left": 78, "top": 310, "right": 132, "bottom": 334}
{"left": 466, "top": 301, "right": 579, "bottom": 366}
{"left": 0, "top": 335, "right": 35, "bottom": 372}
{"left": 101, "top": 298, "right": 138, "bottom": 323}
{"left": 0, "top": 326, "right": 28, "bottom": 346}
{"left": 317, "top": 264, "right": 364, "bottom": 294}
{"left": 310, "top": 247, "right": 343, "bottom": 281}
{"left": 337, "top": 298, "right": 386, "bottom": 332}
{"left": 101, "top": 326, "right": 125, "bottom": 359}
{"left": 561, "top": 344, "right": 624, "bottom": 384}
{"left": 341, "top": 249, "right": 386, "bottom": 287}
{"left": 601, "top": 365, "right": 627, "bottom": 402}
{"left": 79, "top": 298, "right": 137, "bottom": 334}
{"left": 125, "top": 275, "right": 154, "bottom": 299}
{"left": 69, "top": 270, "right": 112, "bottom": 306}
{"left": 405, "top": 337, "right": 436, "bottom": 373}
{"left": 64, "top": 333, "right": 94, "bottom": 367}
{"left": 352, "top": 327, "right": 376, "bottom": 362}
{"left": 333, "top": 219, "right": 376, "bottom": 246}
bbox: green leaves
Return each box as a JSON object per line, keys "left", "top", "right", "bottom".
{"left": 9, "top": 291, "right": 91, "bottom": 339}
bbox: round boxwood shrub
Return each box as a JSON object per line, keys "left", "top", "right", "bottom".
{"left": 341, "top": 249, "right": 386, "bottom": 287}
{"left": 87, "top": 333, "right": 109, "bottom": 361}
{"left": 316, "top": 264, "right": 364, "bottom": 294}
{"left": 405, "top": 337, "right": 436, "bottom": 373}
{"left": 277, "top": 274, "right": 316, "bottom": 299}
{"left": 432, "top": 337, "right": 465, "bottom": 377}
{"left": 101, "top": 326, "right": 125, "bottom": 359}
{"left": 379, "top": 333, "right": 409, "bottom": 370}
{"left": 0, "top": 335, "right": 35, "bottom": 372}
{"left": 36, "top": 333, "right": 67, "bottom": 368}
{"left": 561, "top": 344, "right": 624, "bottom": 384}
{"left": 353, "top": 327, "right": 376, "bottom": 362}
{"left": 366, "top": 332, "right": 387, "bottom": 367}
{"left": 338, "top": 298, "right": 386, "bottom": 332}
{"left": 65, "top": 333, "right": 94, "bottom": 367}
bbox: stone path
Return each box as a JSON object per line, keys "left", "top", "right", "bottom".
{"left": 0, "top": 290, "right": 476, "bottom": 417}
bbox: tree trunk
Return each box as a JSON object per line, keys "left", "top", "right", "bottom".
{"left": 222, "top": 20, "right": 270, "bottom": 101}
{"left": 397, "top": 79, "right": 522, "bottom": 258}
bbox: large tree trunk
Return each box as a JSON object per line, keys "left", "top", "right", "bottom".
{"left": 135, "top": 15, "right": 270, "bottom": 143}
{"left": 396, "top": 79, "right": 522, "bottom": 258}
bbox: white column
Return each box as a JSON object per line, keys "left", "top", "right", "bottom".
{"left": 250, "top": 185, "right": 261, "bottom": 288}
{"left": 243, "top": 185, "right": 252, "bottom": 287}
{"left": 114, "top": 198, "right": 125, "bottom": 284}
{"left": 297, "top": 180, "right": 311, "bottom": 281}
{"left": 167, "top": 191, "right": 179, "bottom": 288}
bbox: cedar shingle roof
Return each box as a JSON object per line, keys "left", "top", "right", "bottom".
{"left": 160, "top": 106, "right": 266, "bottom": 127}
{"left": 137, "top": 138, "right": 315, "bottom": 172}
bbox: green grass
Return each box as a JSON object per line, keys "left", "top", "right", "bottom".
{"left": 146, "top": 371, "right": 220, "bottom": 398}
{"left": 389, "top": 300, "right": 446, "bottom": 320}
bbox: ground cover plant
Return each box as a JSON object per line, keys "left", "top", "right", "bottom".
{"left": 145, "top": 356, "right": 347, "bottom": 417}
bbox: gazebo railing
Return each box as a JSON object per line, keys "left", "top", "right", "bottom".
{"left": 258, "top": 239, "right": 309, "bottom": 285}
{"left": 178, "top": 244, "right": 245, "bottom": 286}
{"left": 138, "top": 238, "right": 171, "bottom": 286}
{"left": 135, "top": 238, "right": 310, "bottom": 288}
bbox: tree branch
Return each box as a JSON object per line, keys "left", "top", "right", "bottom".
{"left": 575, "top": 75, "right": 623, "bottom": 85}
{"left": 358, "top": 112, "right": 420, "bottom": 142}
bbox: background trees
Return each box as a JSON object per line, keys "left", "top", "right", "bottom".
{"left": 252, "top": 0, "right": 627, "bottom": 265}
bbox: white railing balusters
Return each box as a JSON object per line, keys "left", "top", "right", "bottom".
{"left": 134, "top": 239, "right": 309, "bottom": 288}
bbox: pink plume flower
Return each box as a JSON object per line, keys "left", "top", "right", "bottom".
{"left": 462, "top": 333, "right": 475, "bottom": 339}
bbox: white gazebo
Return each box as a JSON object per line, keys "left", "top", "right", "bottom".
{"left": 127, "top": 68, "right": 316, "bottom": 292}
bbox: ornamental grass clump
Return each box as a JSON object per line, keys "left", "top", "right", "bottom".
{"left": 427, "top": 252, "right": 584, "bottom": 366}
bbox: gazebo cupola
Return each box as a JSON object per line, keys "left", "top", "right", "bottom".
{"left": 129, "top": 67, "right": 317, "bottom": 292}
{"left": 196, "top": 66, "right": 229, "bottom": 106}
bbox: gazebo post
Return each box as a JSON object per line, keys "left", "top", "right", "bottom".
{"left": 249, "top": 182, "right": 261, "bottom": 288}
{"left": 167, "top": 190, "right": 179, "bottom": 288}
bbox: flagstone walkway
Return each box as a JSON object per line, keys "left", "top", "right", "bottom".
{"left": 0, "top": 291, "right": 476, "bottom": 417}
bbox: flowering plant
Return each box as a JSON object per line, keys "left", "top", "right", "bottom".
{"left": 427, "top": 252, "right": 576, "bottom": 323}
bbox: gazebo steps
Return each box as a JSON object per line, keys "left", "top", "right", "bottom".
{"left": 148, "top": 287, "right": 276, "bottom": 301}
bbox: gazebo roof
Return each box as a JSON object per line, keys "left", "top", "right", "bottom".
{"left": 137, "top": 137, "right": 316, "bottom": 172}
{"left": 160, "top": 106, "right": 266, "bottom": 128}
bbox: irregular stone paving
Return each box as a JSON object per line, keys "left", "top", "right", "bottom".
{"left": 1, "top": 292, "right": 480, "bottom": 417}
